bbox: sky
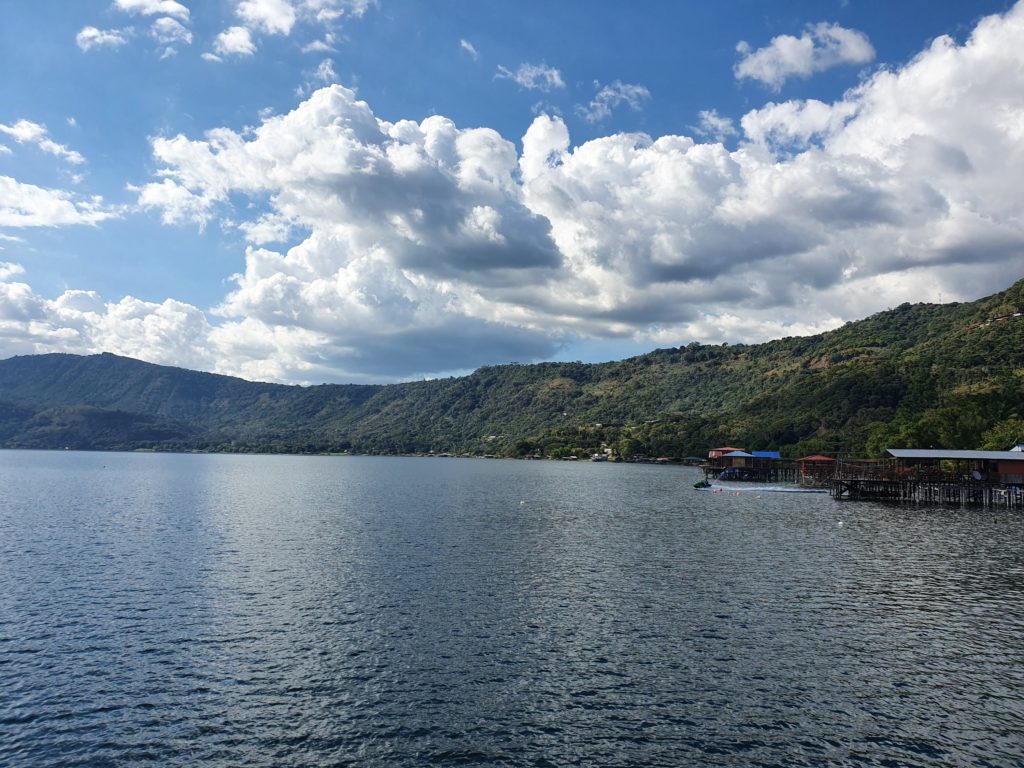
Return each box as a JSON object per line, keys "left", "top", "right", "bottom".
{"left": 1, "top": 0, "right": 1022, "bottom": 384}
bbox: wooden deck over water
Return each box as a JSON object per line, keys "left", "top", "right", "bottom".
{"left": 700, "top": 453, "right": 1024, "bottom": 508}
{"left": 831, "top": 478, "right": 1022, "bottom": 508}
{"left": 830, "top": 463, "right": 1023, "bottom": 509}
{"left": 700, "top": 462, "right": 799, "bottom": 483}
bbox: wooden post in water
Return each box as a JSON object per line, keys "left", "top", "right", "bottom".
{"left": 829, "top": 474, "right": 1021, "bottom": 509}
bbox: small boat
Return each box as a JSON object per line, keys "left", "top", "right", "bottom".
{"left": 694, "top": 484, "right": 828, "bottom": 494}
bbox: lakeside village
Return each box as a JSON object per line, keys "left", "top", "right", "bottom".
{"left": 699, "top": 445, "right": 1024, "bottom": 509}
{"left": 416, "top": 442, "right": 1024, "bottom": 509}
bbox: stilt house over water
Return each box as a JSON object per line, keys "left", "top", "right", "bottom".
{"left": 832, "top": 447, "right": 1024, "bottom": 508}
{"left": 703, "top": 447, "right": 798, "bottom": 483}
{"left": 884, "top": 448, "right": 1024, "bottom": 484}
{"left": 797, "top": 455, "right": 836, "bottom": 485}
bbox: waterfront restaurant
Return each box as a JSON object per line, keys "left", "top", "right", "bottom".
{"left": 886, "top": 449, "right": 1024, "bottom": 484}
{"left": 714, "top": 450, "right": 784, "bottom": 469}
{"left": 703, "top": 447, "right": 747, "bottom": 475}
{"left": 703, "top": 448, "right": 798, "bottom": 482}
{"left": 707, "top": 447, "right": 746, "bottom": 460}
{"left": 721, "top": 450, "right": 755, "bottom": 468}
{"left": 797, "top": 454, "right": 836, "bottom": 483}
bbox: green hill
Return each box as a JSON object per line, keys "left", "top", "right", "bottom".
{"left": 1, "top": 277, "right": 1022, "bottom": 458}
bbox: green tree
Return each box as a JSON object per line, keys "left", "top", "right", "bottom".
{"left": 980, "top": 417, "right": 1024, "bottom": 450}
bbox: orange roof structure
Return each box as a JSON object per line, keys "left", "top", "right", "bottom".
{"left": 708, "top": 446, "right": 745, "bottom": 457}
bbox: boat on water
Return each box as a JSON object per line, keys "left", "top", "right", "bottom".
{"left": 694, "top": 484, "right": 828, "bottom": 494}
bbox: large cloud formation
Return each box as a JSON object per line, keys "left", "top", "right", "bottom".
{"left": 5, "top": 3, "right": 1024, "bottom": 383}
{"left": 735, "top": 22, "right": 875, "bottom": 90}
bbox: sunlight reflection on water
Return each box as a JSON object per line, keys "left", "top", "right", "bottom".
{"left": 1, "top": 451, "right": 1022, "bottom": 766}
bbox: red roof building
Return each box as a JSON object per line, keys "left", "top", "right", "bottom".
{"left": 707, "top": 446, "right": 746, "bottom": 460}
{"left": 797, "top": 455, "right": 836, "bottom": 483}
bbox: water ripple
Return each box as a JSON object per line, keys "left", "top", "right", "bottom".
{"left": 1, "top": 452, "right": 1023, "bottom": 766}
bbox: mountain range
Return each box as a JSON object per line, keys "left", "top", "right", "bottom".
{"left": 1, "top": 277, "right": 1022, "bottom": 459}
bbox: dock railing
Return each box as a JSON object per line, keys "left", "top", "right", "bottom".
{"left": 831, "top": 459, "right": 1022, "bottom": 509}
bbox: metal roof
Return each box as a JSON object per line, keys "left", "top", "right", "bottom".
{"left": 751, "top": 450, "right": 781, "bottom": 459}
{"left": 798, "top": 454, "right": 835, "bottom": 462}
{"left": 887, "top": 448, "right": 1024, "bottom": 461}
{"left": 724, "top": 450, "right": 755, "bottom": 457}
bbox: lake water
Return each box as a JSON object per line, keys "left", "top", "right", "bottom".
{"left": 1, "top": 451, "right": 1023, "bottom": 767}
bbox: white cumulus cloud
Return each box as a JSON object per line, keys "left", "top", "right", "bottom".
{"left": 693, "top": 109, "right": 738, "bottom": 143}
{"left": 496, "top": 62, "right": 565, "bottom": 91}
{"left": 132, "top": 3, "right": 1024, "bottom": 377}
{"left": 237, "top": 0, "right": 297, "bottom": 35}
{"left": 0, "top": 120, "right": 85, "bottom": 165}
{"left": 301, "top": 0, "right": 375, "bottom": 22}
{"left": 0, "top": 269, "right": 218, "bottom": 370}
{"left": 213, "top": 26, "right": 257, "bottom": 57}
{"left": 0, "top": 261, "right": 25, "bottom": 278}
{"left": 76, "top": 26, "right": 130, "bottom": 52}
{"left": 0, "top": 177, "right": 116, "bottom": 228}
{"left": 81, "top": 1, "right": 193, "bottom": 56}
{"left": 736, "top": 22, "right": 875, "bottom": 90}
{"left": 741, "top": 99, "right": 858, "bottom": 150}
{"left": 576, "top": 80, "right": 651, "bottom": 123}
{"left": 9, "top": 2, "right": 1023, "bottom": 383}
{"left": 302, "top": 33, "right": 337, "bottom": 52}
{"left": 131, "top": 85, "right": 564, "bottom": 379}
{"left": 151, "top": 17, "right": 193, "bottom": 46}
{"left": 114, "top": 0, "right": 190, "bottom": 21}
{"left": 313, "top": 58, "right": 337, "bottom": 82}
{"left": 295, "top": 58, "right": 338, "bottom": 96}
{"left": 220, "top": 0, "right": 373, "bottom": 57}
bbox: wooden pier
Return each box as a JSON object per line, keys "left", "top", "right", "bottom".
{"left": 831, "top": 476, "right": 1023, "bottom": 509}
{"left": 699, "top": 447, "right": 1024, "bottom": 508}
{"left": 701, "top": 461, "right": 799, "bottom": 483}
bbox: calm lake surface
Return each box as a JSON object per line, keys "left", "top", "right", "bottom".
{"left": 1, "top": 451, "right": 1022, "bottom": 767}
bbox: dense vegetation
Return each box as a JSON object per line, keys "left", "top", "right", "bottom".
{"left": 1, "top": 278, "right": 1023, "bottom": 458}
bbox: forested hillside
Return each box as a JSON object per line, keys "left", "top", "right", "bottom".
{"left": 1, "top": 278, "right": 1022, "bottom": 458}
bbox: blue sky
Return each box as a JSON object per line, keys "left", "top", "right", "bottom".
{"left": 1, "top": 0, "right": 1021, "bottom": 383}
